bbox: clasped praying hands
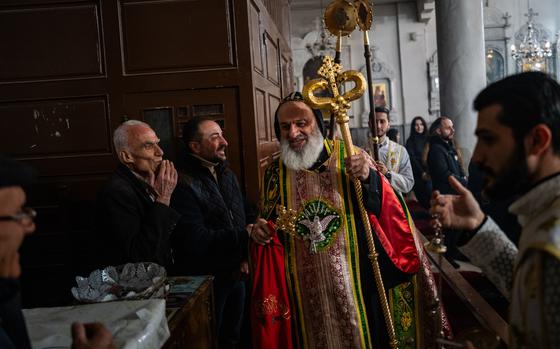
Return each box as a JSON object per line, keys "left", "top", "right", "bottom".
{"left": 148, "top": 160, "right": 178, "bottom": 206}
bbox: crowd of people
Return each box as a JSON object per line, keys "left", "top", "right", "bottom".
{"left": 2, "top": 71, "right": 560, "bottom": 348}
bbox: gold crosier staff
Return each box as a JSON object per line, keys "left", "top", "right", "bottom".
{"left": 322, "top": 0, "right": 380, "bottom": 160}
{"left": 302, "top": 56, "right": 398, "bottom": 349}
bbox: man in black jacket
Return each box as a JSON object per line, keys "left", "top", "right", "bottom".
{"left": 427, "top": 116, "right": 467, "bottom": 194}
{"left": 427, "top": 117, "right": 468, "bottom": 262}
{"left": 96, "top": 120, "right": 180, "bottom": 268}
{"left": 171, "top": 116, "right": 252, "bottom": 349}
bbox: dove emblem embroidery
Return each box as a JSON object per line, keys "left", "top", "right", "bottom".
{"left": 295, "top": 199, "right": 342, "bottom": 253}
{"left": 299, "top": 215, "right": 337, "bottom": 253}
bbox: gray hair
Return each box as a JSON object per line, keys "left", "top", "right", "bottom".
{"left": 113, "top": 120, "right": 150, "bottom": 152}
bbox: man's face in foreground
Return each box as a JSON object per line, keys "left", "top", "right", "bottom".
{"left": 0, "top": 186, "right": 35, "bottom": 278}
{"left": 472, "top": 103, "right": 530, "bottom": 199}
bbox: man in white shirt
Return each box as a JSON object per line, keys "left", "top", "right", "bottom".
{"left": 369, "top": 107, "right": 414, "bottom": 194}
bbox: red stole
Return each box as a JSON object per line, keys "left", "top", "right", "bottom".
{"left": 369, "top": 171, "right": 420, "bottom": 274}
{"left": 250, "top": 221, "right": 293, "bottom": 349}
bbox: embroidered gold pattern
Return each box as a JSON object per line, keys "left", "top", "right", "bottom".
{"left": 400, "top": 311, "right": 412, "bottom": 330}
{"left": 254, "top": 294, "right": 291, "bottom": 323}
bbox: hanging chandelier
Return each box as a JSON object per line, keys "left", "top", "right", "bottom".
{"left": 305, "top": 0, "right": 335, "bottom": 59}
{"left": 510, "top": 8, "right": 552, "bottom": 72}
{"left": 305, "top": 23, "right": 333, "bottom": 58}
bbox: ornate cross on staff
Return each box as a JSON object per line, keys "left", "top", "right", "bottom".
{"left": 302, "top": 55, "right": 365, "bottom": 155}
{"left": 275, "top": 205, "right": 297, "bottom": 237}
{"left": 302, "top": 55, "right": 399, "bottom": 349}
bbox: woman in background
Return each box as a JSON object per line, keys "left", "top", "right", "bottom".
{"left": 406, "top": 116, "right": 431, "bottom": 208}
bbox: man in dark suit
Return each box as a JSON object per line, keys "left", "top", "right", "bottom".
{"left": 171, "top": 116, "right": 253, "bottom": 349}
{"left": 427, "top": 116, "right": 467, "bottom": 195}
{"left": 96, "top": 120, "right": 180, "bottom": 268}
{"left": 427, "top": 116, "right": 468, "bottom": 262}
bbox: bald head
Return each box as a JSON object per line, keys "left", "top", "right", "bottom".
{"left": 113, "top": 120, "right": 152, "bottom": 153}
{"left": 113, "top": 120, "right": 163, "bottom": 176}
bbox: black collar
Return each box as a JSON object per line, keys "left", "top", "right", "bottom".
{"left": 308, "top": 146, "right": 330, "bottom": 173}
{"left": 183, "top": 153, "right": 228, "bottom": 175}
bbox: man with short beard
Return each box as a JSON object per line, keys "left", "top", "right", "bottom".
{"left": 171, "top": 116, "right": 254, "bottom": 349}
{"left": 430, "top": 72, "right": 560, "bottom": 348}
{"left": 250, "top": 92, "right": 419, "bottom": 348}
{"left": 427, "top": 116, "right": 467, "bottom": 195}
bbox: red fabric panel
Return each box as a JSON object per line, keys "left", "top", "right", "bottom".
{"left": 250, "top": 221, "right": 293, "bottom": 349}
{"left": 369, "top": 175, "right": 420, "bottom": 274}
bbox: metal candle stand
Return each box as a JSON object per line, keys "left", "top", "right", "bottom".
{"left": 424, "top": 216, "right": 447, "bottom": 348}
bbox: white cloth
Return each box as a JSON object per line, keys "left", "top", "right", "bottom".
{"left": 459, "top": 174, "right": 560, "bottom": 348}
{"left": 23, "top": 299, "right": 170, "bottom": 349}
{"left": 369, "top": 137, "right": 414, "bottom": 193}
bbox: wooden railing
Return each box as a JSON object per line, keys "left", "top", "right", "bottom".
{"left": 418, "top": 232, "right": 510, "bottom": 347}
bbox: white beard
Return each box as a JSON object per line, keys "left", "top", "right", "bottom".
{"left": 280, "top": 128, "right": 324, "bottom": 171}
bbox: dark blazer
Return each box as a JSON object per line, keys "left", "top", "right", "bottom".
{"left": 171, "top": 154, "right": 249, "bottom": 281}
{"left": 0, "top": 279, "right": 30, "bottom": 349}
{"left": 406, "top": 134, "right": 432, "bottom": 208}
{"left": 427, "top": 136, "right": 467, "bottom": 195}
{"left": 95, "top": 163, "right": 180, "bottom": 268}
{"left": 406, "top": 134, "right": 427, "bottom": 179}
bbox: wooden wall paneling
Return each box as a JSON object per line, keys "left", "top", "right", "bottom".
{"left": 259, "top": 0, "right": 290, "bottom": 42}
{"left": 264, "top": 31, "right": 280, "bottom": 85}
{"left": 120, "top": 69, "right": 243, "bottom": 95}
{"left": 280, "top": 40, "right": 294, "bottom": 97}
{"left": 119, "top": 0, "right": 236, "bottom": 75}
{"left": 0, "top": 2, "right": 105, "bottom": 83}
{"left": 255, "top": 84, "right": 277, "bottom": 178}
{"left": 0, "top": 0, "right": 89, "bottom": 5}
{"left": 0, "top": 96, "right": 112, "bottom": 157}
{"left": 249, "top": 1, "right": 263, "bottom": 75}
{"left": 280, "top": 0, "right": 292, "bottom": 44}
{"left": 19, "top": 171, "right": 112, "bottom": 306}
{"left": 261, "top": 92, "right": 281, "bottom": 166}
{"left": 232, "top": 0, "right": 258, "bottom": 204}
{"left": 249, "top": 0, "right": 290, "bottom": 186}
{"left": 62, "top": 175, "right": 113, "bottom": 280}
{"left": 267, "top": 94, "right": 280, "bottom": 139}
{"left": 0, "top": 0, "right": 117, "bottom": 308}
{"left": 252, "top": 89, "right": 276, "bottom": 183}
{"left": 255, "top": 88, "right": 267, "bottom": 142}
